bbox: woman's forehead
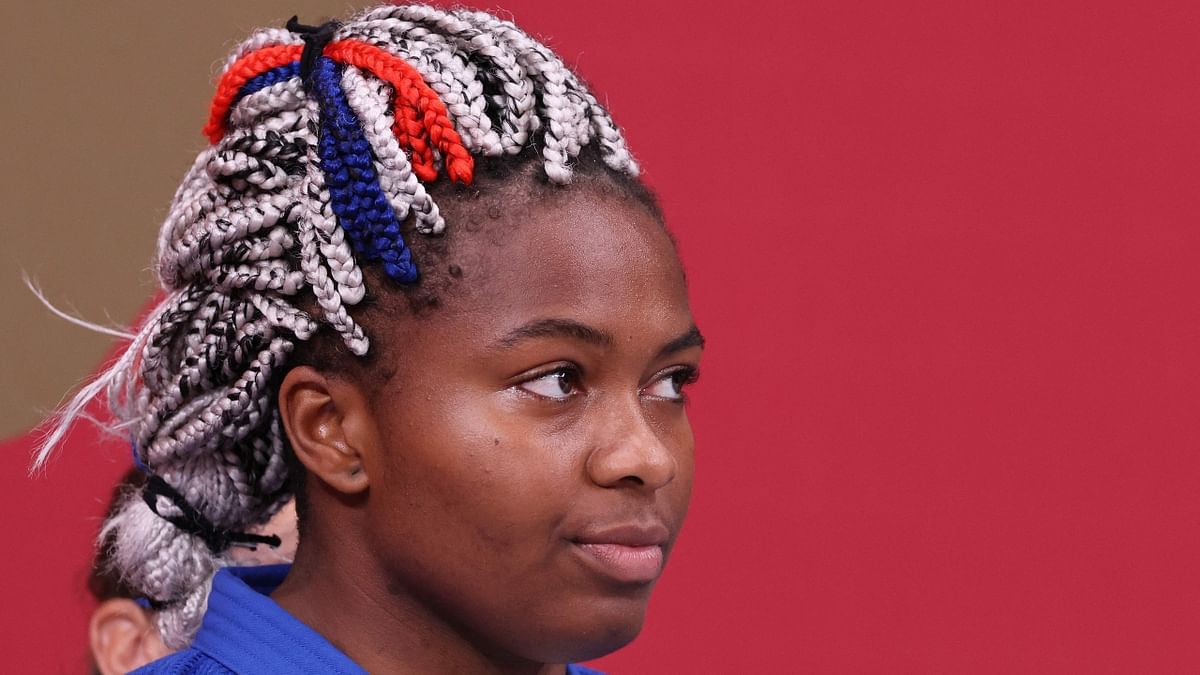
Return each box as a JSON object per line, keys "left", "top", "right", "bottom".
{"left": 387, "top": 192, "right": 691, "bottom": 351}
{"left": 476, "top": 195, "right": 680, "bottom": 302}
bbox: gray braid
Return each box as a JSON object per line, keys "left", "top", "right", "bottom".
{"left": 33, "top": 3, "right": 640, "bottom": 649}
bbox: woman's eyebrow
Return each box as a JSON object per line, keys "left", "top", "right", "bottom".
{"left": 494, "top": 318, "right": 615, "bottom": 349}
{"left": 656, "top": 325, "right": 705, "bottom": 359}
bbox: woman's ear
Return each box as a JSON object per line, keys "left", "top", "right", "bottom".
{"left": 278, "top": 366, "right": 374, "bottom": 495}
{"left": 88, "top": 598, "right": 171, "bottom": 675}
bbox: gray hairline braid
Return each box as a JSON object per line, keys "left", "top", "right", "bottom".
{"left": 32, "top": 3, "right": 641, "bottom": 649}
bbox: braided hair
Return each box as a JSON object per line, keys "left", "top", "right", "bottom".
{"left": 33, "top": 4, "right": 645, "bottom": 648}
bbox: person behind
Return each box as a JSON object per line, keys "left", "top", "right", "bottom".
{"left": 87, "top": 470, "right": 170, "bottom": 675}
{"left": 40, "top": 5, "right": 704, "bottom": 673}
{"left": 88, "top": 469, "right": 299, "bottom": 675}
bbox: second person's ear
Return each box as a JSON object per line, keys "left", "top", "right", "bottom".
{"left": 89, "top": 598, "right": 171, "bottom": 675}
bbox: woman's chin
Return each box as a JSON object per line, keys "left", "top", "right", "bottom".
{"left": 524, "top": 605, "right": 648, "bottom": 664}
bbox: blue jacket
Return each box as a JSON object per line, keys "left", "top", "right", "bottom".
{"left": 133, "top": 565, "right": 603, "bottom": 675}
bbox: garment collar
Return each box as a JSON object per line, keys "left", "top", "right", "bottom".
{"left": 192, "top": 564, "right": 604, "bottom": 675}
{"left": 191, "top": 565, "right": 367, "bottom": 675}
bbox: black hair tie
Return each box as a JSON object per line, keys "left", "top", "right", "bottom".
{"left": 286, "top": 16, "right": 342, "bottom": 82}
{"left": 142, "top": 474, "right": 282, "bottom": 554}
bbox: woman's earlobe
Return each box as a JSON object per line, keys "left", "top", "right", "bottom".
{"left": 278, "top": 366, "right": 373, "bottom": 495}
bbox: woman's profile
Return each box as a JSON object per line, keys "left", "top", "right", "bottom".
{"left": 37, "top": 4, "right": 703, "bottom": 673}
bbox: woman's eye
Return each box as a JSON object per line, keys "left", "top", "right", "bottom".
{"left": 642, "top": 368, "right": 697, "bottom": 401}
{"left": 519, "top": 368, "right": 580, "bottom": 400}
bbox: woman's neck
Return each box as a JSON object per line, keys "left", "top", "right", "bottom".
{"left": 271, "top": 520, "right": 569, "bottom": 675}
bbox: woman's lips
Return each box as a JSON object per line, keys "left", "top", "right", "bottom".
{"left": 571, "top": 524, "right": 668, "bottom": 584}
{"left": 574, "top": 542, "right": 664, "bottom": 584}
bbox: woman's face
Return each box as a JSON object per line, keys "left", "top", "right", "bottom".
{"left": 357, "top": 189, "right": 701, "bottom": 662}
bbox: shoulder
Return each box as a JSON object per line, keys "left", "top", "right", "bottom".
{"left": 131, "top": 648, "right": 235, "bottom": 675}
{"left": 567, "top": 665, "right": 606, "bottom": 675}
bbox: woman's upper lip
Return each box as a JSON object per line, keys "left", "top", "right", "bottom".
{"left": 571, "top": 522, "right": 670, "bottom": 547}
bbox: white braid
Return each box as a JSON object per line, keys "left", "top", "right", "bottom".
{"left": 102, "top": 493, "right": 217, "bottom": 649}
{"left": 351, "top": 19, "right": 503, "bottom": 156}
{"left": 296, "top": 157, "right": 371, "bottom": 353}
{"left": 228, "top": 77, "right": 308, "bottom": 131}
{"left": 340, "top": 66, "right": 444, "bottom": 235}
{"left": 291, "top": 99, "right": 369, "bottom": 304}
{"left": 449, "top": 9, "right": 583, "bottom": 182}
{"left": 34, "top": 3, "right": 644, "bottom": 649}
{"left": 450, "top": 8, "right": 639, "bottom": 175}
{"left": 156, "top": 152, "right": 216, "bottom": 288}
{"left": 357, "top": 5, "right": 539, "bottom": 153}
{"left": 223, "top": 28, "right": 303, "bottom": 68}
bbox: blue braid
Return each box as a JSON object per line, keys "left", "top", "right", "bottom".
{"left": 310, "top": 57, "right": 418, "bottom": 283}
{"left": 234, "top": 63, "right": 302, "bottom": 104}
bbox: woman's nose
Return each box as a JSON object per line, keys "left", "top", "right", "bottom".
{"left": 585, "top": 402, "right": 677, "bottom": 491}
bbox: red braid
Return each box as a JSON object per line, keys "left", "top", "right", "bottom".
{"left": 203, "top": 45, "right": 305, "bottom": 144}
{"left": 326, "top": 40, "right": 475, "bottom": 184}
{"left": 203, "top": 40, "right": 474, "bottom": 184}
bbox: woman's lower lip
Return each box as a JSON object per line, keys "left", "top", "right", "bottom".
{"left": 573, "top": 542, "right": 664, "bottom": 584}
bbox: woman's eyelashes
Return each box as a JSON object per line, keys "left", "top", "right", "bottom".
{"left": 514, "top": 364, "right": 700, "bottom": 403}
{"left": 518, "top": 365, "right": 583, "bottom": 401}
{"left": 642, "top": 366, "right": 700, "bottom": 402}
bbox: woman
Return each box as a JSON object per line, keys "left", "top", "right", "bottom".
{"left": 38, "top": 4, "right": 703, "bottom": 673}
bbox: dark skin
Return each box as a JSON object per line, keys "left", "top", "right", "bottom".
{"left": 273, "top": 189, "right": 702, "bottom": 675}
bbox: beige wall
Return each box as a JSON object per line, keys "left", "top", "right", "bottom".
{"left": 0, "top": 1, "right": 361, "bottom": 438}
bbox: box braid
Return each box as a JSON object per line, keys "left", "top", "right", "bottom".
{"left": 32, "top": 4, "right": 645, "bottom": 649}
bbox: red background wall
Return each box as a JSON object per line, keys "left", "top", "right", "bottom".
{"left": 5, "top": 1, "right": 1200, "bottom": 672}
